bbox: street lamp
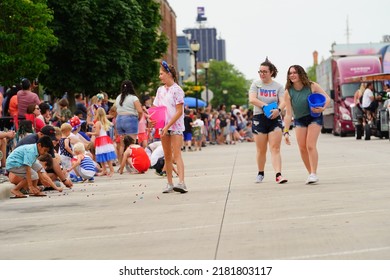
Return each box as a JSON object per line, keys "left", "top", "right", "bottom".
{"left": 203, "top": 62, "right": 210, "bottom": 106}
{"left": 223, "top": 89, "right": 228, "bottom": 107}
{"left": 190, "top": 40, "right": 200, "bottom": 111}
{"left": 179, "top": 69, "right": 185, "bottom": 86}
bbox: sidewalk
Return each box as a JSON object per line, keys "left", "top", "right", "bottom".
{"left": 1, "top": 133, "right": 390, "bottom": 260}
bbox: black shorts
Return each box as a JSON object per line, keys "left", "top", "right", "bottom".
{"left": 151, "top": 157, "right": 165, "bottom": 173}
{"left": 363, "top": 101, "right": 378, "bottom": 113}
{"left": 252, "top": 114, "right": 283, "bottom": 134}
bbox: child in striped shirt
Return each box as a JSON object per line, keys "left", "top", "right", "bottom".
{"left": 67, "top": 142, "right": 96, "bottom": 183}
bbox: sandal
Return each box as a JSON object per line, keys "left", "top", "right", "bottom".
{"left": 10, "top": 195, "right": 27, "bottom": 199}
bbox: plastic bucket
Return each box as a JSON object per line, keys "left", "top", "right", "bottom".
{"left": 148, "top": 106, "right": 167, "bottom": 128}
{"left": 263, "top": 102, "right": 278, "bottom": 118}
{"left": 308, "top": 93, "right": 326, "bottom": 117}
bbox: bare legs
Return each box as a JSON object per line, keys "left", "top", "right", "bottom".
{"left": 254, "top": 129, "right": 283, "bottom": 175}
{"left": 294, "top": 124, "right": 321, "bottom": 174}
{"left": 161, "top": 134, "right": 184, "bottom": 185}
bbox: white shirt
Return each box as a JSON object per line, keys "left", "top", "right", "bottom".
{"left": 362, "top": 88, "right": 374, "bottom": 108}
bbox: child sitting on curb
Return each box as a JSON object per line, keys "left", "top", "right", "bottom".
{"left": 67, "top": 142, "right": 97, "bottom": 183}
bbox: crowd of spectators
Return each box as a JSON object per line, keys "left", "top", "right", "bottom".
{"left": 0, "top": 78, "right": 252, "bottom": 198}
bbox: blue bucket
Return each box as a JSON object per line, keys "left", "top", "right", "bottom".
{"left": 263, "top": 102, "right": 278, "bottom": 119}
{"left": 308, "top": 93, "right": 326, "bottom": 117}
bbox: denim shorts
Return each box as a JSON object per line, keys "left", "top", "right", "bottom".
{"left": 294, "top": 114, "right": 323, "bottom": 127}
{"left": 252, "top": 114, "right": 283, "bottom": 134}
{"left": 116, "top": 115, "right": 138, "bottom": 135}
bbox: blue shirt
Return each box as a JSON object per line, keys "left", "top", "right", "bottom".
{"left": 6, "top": 144, "right": 39, "bottom": 170}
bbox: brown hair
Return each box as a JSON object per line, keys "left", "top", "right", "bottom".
{"left": 58, "top": 98, "right": 69, "bottom": 107}
{"left": 161, "top": 61, "right": 178, "bottom": 83}
{"left": 285, "top": 65, "right": 312, "bottom": 90}
{"left": 260, "top": 57, "right": 278, "bottom": 78}
{"left": 27, "top": 104, "right": 37, "bottom": 114}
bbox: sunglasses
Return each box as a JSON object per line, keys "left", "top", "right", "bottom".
{"left": 161, "top": 60, "right": 171, "bottom": 73}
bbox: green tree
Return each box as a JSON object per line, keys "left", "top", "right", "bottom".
{"left": 43, "top": 0, "right": 167, "bottom": 97}
{"left": 0, "top": 0, "right": 57, "bottom": 86}
{"left": 197, "top": 60, "right": 249, "bottom": 108}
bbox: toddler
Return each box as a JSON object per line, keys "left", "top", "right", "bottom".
{"left": 59, "top": 123, "right": 74, "bottom": 170}
{"left": 67, "top": 142, "right": 96, "bottom": 183}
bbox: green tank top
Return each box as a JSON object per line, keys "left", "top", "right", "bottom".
{"left": 289, "top": 86, "right": 311, "bottom": 119}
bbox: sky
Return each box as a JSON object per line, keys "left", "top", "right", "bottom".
{"left": 167, "top": 0, "right": 389, "bottom": 84}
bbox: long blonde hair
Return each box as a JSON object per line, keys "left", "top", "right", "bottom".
{"left": 95, "top": 107, "right": 111, "bottom": 131}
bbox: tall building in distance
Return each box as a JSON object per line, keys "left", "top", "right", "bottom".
{"left": 182, "top": 7, "right": 226, "bottom": 63}
{"left": 158, "top": 0, "right": 177, "bottom": 67}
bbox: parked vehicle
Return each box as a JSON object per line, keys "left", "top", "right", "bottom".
{"left": 346, "top": 73, "right": 390, "bottom": 140}
{"left": 316, "top": 56, "right": 382, "bottom": 136}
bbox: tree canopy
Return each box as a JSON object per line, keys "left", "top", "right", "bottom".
{"left": 43, "top": 0, "right": 167, "bottom": 97}
{"left": 196, "top": 60, "right": 249, "bottom": 108}
{"left": 0, "top": 0, "right": 57, "bottom": 86}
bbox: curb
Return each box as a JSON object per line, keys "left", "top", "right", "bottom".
{"left": 0, "top": 183, "right": 12, "bottom": 201}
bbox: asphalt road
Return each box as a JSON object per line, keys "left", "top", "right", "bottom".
{"left": 1, "top": 132, "right": 390, "bottom": 260}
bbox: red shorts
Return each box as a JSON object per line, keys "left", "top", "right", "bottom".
{"left": 137, "top": 132, "right": 148, "bottom": 143}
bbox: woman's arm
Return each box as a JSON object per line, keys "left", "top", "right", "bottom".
{"left": 283, "top": 90, "right": 293, "bottom": 145}
{"left": 134, "top": 100, "right": 143, "bottom": 120}
{"left": 311, "top": 82, "right": 331, "bottom": 109}
{"left": 249, "top": 92, "right": 266, "bottom": 109}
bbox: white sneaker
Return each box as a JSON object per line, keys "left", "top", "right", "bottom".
{"left": 255, "top": 174, "right": 264, "bottom": 183}
{"left": 306, "top": 174, "right": 319, "bottom": 185}
{"left": 173, "top": 182, "right": 188, "bottom": 193}
{"left": 162, "top": 183, "right": 174, "bottom": 193}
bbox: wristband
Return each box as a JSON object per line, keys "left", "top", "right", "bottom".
{"left": 283, "top": 128, "right": 289, "bottom": 133}
{"left": 62, "top": 178, "right": 67, "bottom": 183}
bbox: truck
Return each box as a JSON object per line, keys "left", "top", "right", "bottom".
{"left": 316, "top": 55, "right": 382, "bottom": 136}
{"left": 345, "top": 73, "right": 390, "bottom": 140}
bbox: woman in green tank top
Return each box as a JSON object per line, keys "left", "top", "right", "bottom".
{"left": 283, "top": 65, "right": 330, "bottom": 185}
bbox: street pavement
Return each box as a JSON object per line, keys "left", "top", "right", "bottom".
{"left": 1, "top": 132, "right": 390, "bottom": 260}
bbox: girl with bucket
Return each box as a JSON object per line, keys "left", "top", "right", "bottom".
{"left": 248, "top": 58, "right": 288, "bottom": 184}
{"left": 153, "top": 60, "right": 187, "bottom": 194}
{"left": 283, "top": 65, "right": 330, "bottom": 184}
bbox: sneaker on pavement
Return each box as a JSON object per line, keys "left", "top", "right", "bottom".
{"left": 71, "top": 176, "right": 83, "bottom": 183}
{"left": 255, "top": 174, "right": 264, "bottom": 183}
{"left": 88, "top": 177, "right": 95, "bottom": 183}
{"left": 306, "top": 174, "right": 319, "bottom": 185}
{"left": 173, "top": 182, "right": 188, "bottom": 193}
{"left": 276, "top": 175, "right": 288, "bottom": 184}
{"left": 162, "top": 183, "right": 174, "bottom": 193}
